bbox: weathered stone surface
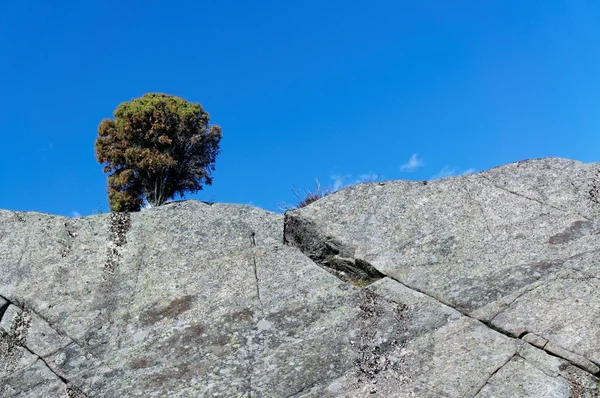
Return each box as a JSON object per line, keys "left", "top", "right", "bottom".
{"left": 0, "top": 202, "right": 406, "bottom": 396}
{"left": 340, "top": 279, "right": 521, "bottom": 397}
{"left": 286, "top": 158, "right": 600, "bottom": 311}
{"left": 521, "top": 332, "right": 548, "bottom": 349}
{"left": 473, "top": 356, "right": 571, "bottom": 398}
{"left": 474, "top": 343, "right": 600, "bottom": 398}
{"left": 285, "top": 157, "right": 600, "bottom": 392}
{"left": 0, "top": 304, "right": 72, "bottom": 357}
{"left": 0, "top": 157, "right": 599, "bottom": 397}
{"left": 486, "top": 257, "right": 600, "bottom": 371}
{"left": 0, "top": 359, "right": 66, "bottom": 397}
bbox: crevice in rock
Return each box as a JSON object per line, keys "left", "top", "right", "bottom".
{"left": 20, "top": 343, "right": 88, "bottom": 397}
{"left": 546, "top": 343, "right": 600, "bottom": 376}
{"left": 0, "top": 361, "right": 50, "bottom": 397}
{"left": 482, "top": 282, "right": 548, "bottom": 324}
{"left": 44, "top": 340, "right": 75, "bottom": 359}
{"left": 284, "top": 213, "right": 600, "bottom": 382}
{"left": 249, "top": 232, "right": 264, "bottom": 314}
{"left": 0, "top": 299, "right": 9, "bottom": 321}
{"left": 284, "top": 214, "right": 600, "bottom": 381}
{"left": 388, "top": 274, "right": 600, "bottom": 379}
{"left": 0, "top": 293, "right": 87, "bottom": 356}
{"left": 495, "top": 248, "right": 600, "bottom": 315}
{"left": 0, "top": 303, "right": 88, "bottom": 396}
{"left": 478, "top": 174, "right": 593, "bottom": 222}
{"left": 0, "top": 294, "right": 110, "bottom": 396}
{"left": 283, "top": 213, "right": 384, "bottom": 286}
{"left": 243, "top": 231, "right": 264, "bottom": 397}
{"left": 474, "top": 257, "right": 600, "bottom": 327}
{"left": 251, "top": 252, "right": 262, "bottom": 310}
{"left": 470, "top": 351, "right": 518, "bottom": 398}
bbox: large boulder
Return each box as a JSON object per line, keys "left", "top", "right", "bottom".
{"left": 0, "top": 157, "right": 598, "bottom": 397}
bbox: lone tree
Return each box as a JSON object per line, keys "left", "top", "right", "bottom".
{"left": 95, "top": 93, "right": 222, "bottom": 212}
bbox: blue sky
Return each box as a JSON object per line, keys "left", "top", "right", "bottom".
{"left": 1, "top": 1, "right": 599, "bottom": 217}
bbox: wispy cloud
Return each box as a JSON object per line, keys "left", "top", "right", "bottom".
{"left": 357, "top": 173, "right": 380, "bottom": 182}
{"left": 71, "top": 210, "right": 81, "bottom": 218}
{"left": 330, "top": 173, "right": 382, "bottom": 191}
{"left": 400, "top": 153, "right": 425, "bottom": 172}
{"left": 330, "top": 174, "right": 352, "bottom": 191}
{"left": 430, "top": 166, "right": 476, "bottom": 180}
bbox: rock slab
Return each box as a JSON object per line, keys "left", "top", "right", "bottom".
{"left": 0, "top": 157, "right": 599, "bottom": 397}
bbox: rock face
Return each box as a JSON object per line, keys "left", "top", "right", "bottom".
{"left": 0, "top": 157, "right": 599, "bottom": 397}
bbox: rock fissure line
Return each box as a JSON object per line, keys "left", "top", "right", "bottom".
{"left": 251, "top": 253, "right": 263, "bottom": 312}
{"left": 385, "top": 274, "right": 600, "bottom": 377}
{"left": 0, "top": 293, "right": 92, "bottom": 360}
{"left": 0, "top": 299, "right": 9, "bottom": 320}
{"left": 478, "top": 175, "right": 593, "bottom": 221}
{"left": 283, "top": 214, "right": 384, "bottom": 286}
{"left": 21, "top": 343, "right": 88, "bottom": 398}
{"left": 43, "top": 340, "right": 75, "bottom": 359}
{"left": 0, "top": 294, "right": 114, "bottom": 397}
{"left": 486, "top": 282, "right": 548, "bottom": 324}
{"left": 0, "top": 302, "right": 88, "bottom": 397}
{"left": 249, "top": 232, "right": 264, "bottom": 314}
{"left": 245, "top": 231, "right": 264, "bottom": 397}
{"left": 283, "top": 214, "right": 600, "bottom": 380}
{"left": 470, "top": 351, "right": 519, "bottom": 398}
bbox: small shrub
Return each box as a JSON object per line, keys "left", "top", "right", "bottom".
{"left": 292, "top": 179, "right": 331, "bottom": 209}
{"left": 95, "top": 93, "right": 222, "bottom": 212}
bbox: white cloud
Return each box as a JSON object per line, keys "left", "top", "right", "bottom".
{"left": 400, "top": 153, "right": 425, "bottom": 172}
{"left": 430, "top": 166, "right": 458, "bottom": 180}
{"left": 71, "top": 210, "right": 81, "bottom": 218}
{"left": 330, "top": 173, "right": 381, "bottom": 191}
{"left": 430, "top": 166, "right": 476, "bottom": 180}
{"left": 330, "top": 174, "right": 351, "bottom": 191}
{"left": 357, "top": 173, "right": 380, "bottom": 182}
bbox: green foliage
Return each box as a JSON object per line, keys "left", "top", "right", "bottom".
{"left": 95, "top": 93, "right": 222, "bottom": 212}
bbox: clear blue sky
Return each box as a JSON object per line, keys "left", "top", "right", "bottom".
{"left": 1, "top": 1, "right": 599, "bottom": 217}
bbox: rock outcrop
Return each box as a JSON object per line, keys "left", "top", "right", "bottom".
{"left": 1, "top": 157, "right": 599, "bottom": 397}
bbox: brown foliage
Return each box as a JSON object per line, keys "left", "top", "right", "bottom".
{"left": 95, "top": 93, "right": 222, "bottom": 211}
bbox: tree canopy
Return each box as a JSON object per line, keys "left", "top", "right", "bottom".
{"left": 95, "top": 93, "right": 222, "bottom": 212}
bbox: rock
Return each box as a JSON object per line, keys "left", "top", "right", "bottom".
{"left": 0, "top": 157, "right": 598, "bottom": 397}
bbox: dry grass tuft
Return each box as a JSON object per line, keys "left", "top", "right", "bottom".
{"left": 292, "top": 179, "right": 331, "bottom": 209}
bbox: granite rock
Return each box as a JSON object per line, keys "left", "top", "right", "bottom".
{"left": 0, "top": 157, "right": 598, "bottom": 397}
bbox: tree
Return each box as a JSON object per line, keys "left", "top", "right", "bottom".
{"left": 95, "top": 93, "right": 222, "bottom": 212}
